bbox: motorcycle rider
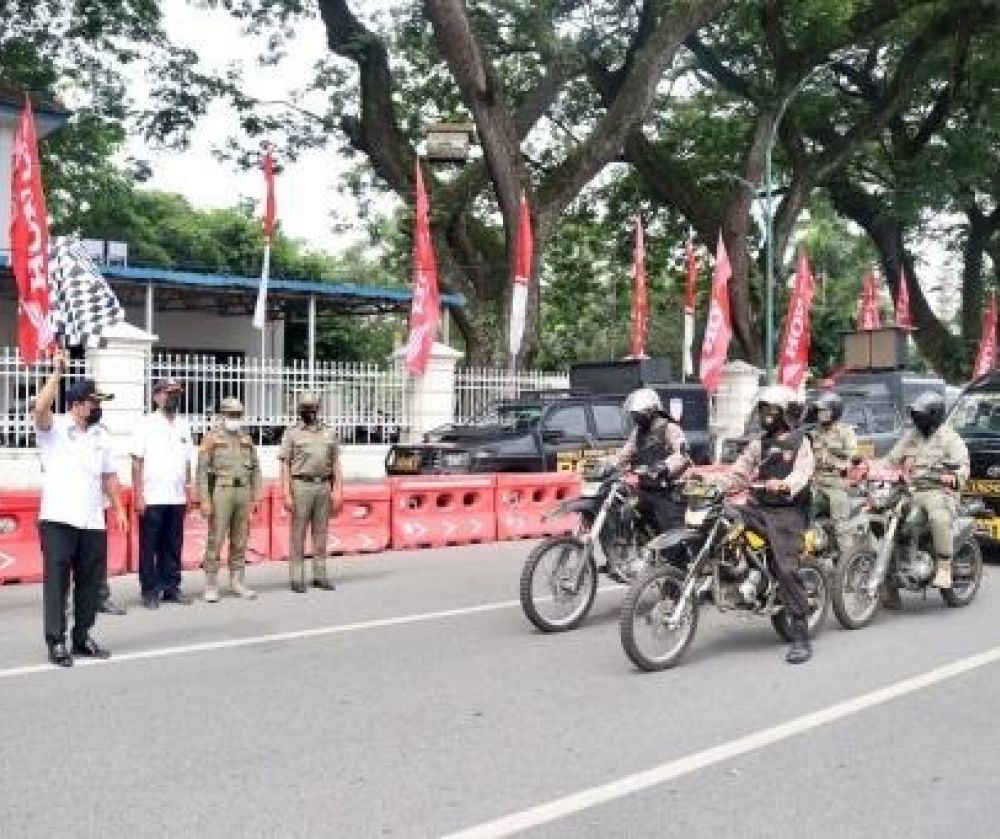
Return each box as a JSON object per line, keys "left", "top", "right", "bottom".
{"left": 717, "top": 385, "right": 817, "bottom": 665}
{"left": 811, "top": 391, "right": 859, "bottom": 555}
{"left": 881, "top": 391, "right": 969, "bottom": 595}
{"left": 617, "top": 388, "right": 690, "bottom": 533}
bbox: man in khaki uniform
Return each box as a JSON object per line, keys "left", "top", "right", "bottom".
{"left": 197, "top": 397, "right": 263, "bottom": 602}
{"left": 811, "top": 391, "right": 859, "bottom": 555}
{"left": 279, "top": 392, "right": 342, "bottom": 592}
{"left": 883, "top": 391, "right": 969, "bottom": 591}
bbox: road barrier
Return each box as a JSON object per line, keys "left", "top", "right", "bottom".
{"left": 389, "top": 475, "right": 497, "bottom": 550}
{"left": 271, "top": 481, "right": 391, "bottom": 559}
{"left": 0, "top": 489, "right": 130, "bottom": 585}
{"left": 495, "top": 472, "right": 581, "bottom": 540}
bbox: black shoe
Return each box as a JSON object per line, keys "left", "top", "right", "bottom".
{"left": 290, "top": 583, "right": 307, "bottom": 594}
{"left": 48, "top": 642, "right": 73, "bottom": 668}
{"left": 142, "top": 594, "right": 160, "bottom": 610}
{"left": 71, "top": 636, "right": 111, "bottom": 660}
{"left": 99, "top": 599, "right": 127, "bottom": 616}
{"left": 312, "top": 579, "right": 337, "bottom": 591}
{"left": 162, "top": 590, "right": 192, "bottom": 605}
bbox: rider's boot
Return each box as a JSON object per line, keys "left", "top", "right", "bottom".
{"left": 785, "top": 616, "right": 812, "bottom": 665}
{"left": 880, "top": 582, "right": 902, "bottom": 610}
{"left": 932, "top": 557, "right": 953, "bottom": 590}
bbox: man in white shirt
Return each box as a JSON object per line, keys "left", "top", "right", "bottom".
{"left": 131, "top": 378, "right": 194, "bottom": 609}
{"left": 34, "top": 349, "right": 128, "bottom": 667}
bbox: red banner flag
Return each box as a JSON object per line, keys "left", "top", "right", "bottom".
{"left": 253, "top": 147, "right": 278, "bottom": 330}
{"left": 699, "top": 231, "right": 733, "bottom": 394}
{"left": 629, "top": 216, "right": 648, "bottom": 358}
{"left": 405, "top": 160, "right": 441, "bottom": 376}
{"left": 9, "top": 98, "right": 53, "bottom": 362}
{"left": 895, "top": 267, "right": 912, "bottom": 329}
{"left": 682, "top": 234, "right": 698, "bottom": 377}
{"left": 777, "top": 249, "right": 816, "bottom": 390}
{"left": 973, "top": 293, "right": 998, "bottom": 379}
{"left": 858, "top": 269, "right": 882, "bottom": 330}
{"left": 509, "top": 193, "right": 533, "bottom": 359}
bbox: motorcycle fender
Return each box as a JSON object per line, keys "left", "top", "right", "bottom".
{"left": 646, "top": 527, "right": 702, "bottom": 552}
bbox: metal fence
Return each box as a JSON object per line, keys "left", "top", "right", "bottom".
{"left": 0, "top": 349, "right": 90, "bottom": 448}
{"left": 453, "top": 367, "right": 570, "bottom": 424}
{"left": 148, "top": 355, "right": 409, "bottom": 445}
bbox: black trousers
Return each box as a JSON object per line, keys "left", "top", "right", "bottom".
{"left": 137, "top": 504, "right": 186, "bottom": 597}
{"left": 39, "top": 521, "right": 107, "bottom": 644}
{"left": 743, "top": 503, "right": 811, "bottom": 619}
{"left": 636, "top": 487, "right": 685, "bottom": 534}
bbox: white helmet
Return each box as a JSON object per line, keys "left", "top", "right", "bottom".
{"left": 623, "top": 388, "right": 663, "bottom": 418}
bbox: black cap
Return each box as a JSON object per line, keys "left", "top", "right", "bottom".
{"left": 65, "top": 379, "right": 114, "bottom": 405}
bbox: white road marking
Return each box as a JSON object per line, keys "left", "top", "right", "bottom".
{"left": 0, "top": 584, "right": 624, "bottom": 682}
{"left": 444, "top": 644, "right": 1000, "bottom": 839}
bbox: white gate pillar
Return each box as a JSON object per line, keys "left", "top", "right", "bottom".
{"left": 392, "top": 342, "right": 463, "bottom": 442}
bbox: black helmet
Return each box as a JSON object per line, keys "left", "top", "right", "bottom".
{"left": 815, "top": 391, "right": 844, "bottom": 425}
{"left": 909, "top": 391, "right": 945, "bottom": 437}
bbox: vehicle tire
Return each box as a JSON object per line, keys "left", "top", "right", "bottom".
{"left": 519, "top": 536, "right": 598, "bottom": 632}
{"left": 619, "top": 566, "right": 697, "bottom": 672}
{"left": 831, "top": 549, "right": 880, "bottom": 630}
{"left": 771, "top": 557, "right": 831, "bottom": 641}
{"left": 941, "top": 538, "right": 983, "bottom": 608}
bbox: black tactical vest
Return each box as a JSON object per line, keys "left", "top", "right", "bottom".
{"left": 753, "top": 430, "right": 810, "bottom": 509}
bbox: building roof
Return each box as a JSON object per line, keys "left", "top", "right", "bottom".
{"left": 102, "top": 263, "right": 464, "bottom": 316}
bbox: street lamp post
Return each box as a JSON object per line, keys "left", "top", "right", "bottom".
{"left": 763, "top": 62, "right": 832, "bottom": 383}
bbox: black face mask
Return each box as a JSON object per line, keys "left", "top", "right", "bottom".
{"left": 759, "top": 409, "right": 783, "bottom": 434}
{"left": 631, "top": 412, "right": 652, "bottom": 431}
{"left": 163, "top": 395, "right": 180, "bottom": 412}
{"left": 300, "top": 409, "right": 318, "bottom": 425}
{"left": 86, "top": 406, "right": 103, "bottom": 427}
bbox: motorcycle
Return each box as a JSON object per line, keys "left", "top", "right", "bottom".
{"left": 619, "top": 480, "right": 831, "bottom": 672}
{"left": 519, "top": 462, "right": 681, "bottom": 632}
{"left": 831, "top": 465, "right": 984, "bottom": 630}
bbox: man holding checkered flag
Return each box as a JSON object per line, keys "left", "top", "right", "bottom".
{"left": 48, "top": 236, "right": 126, "bottom": 348}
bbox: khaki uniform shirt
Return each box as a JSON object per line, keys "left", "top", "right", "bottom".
{"left": 618, "top": 417, "right": 688, "bottom": 476}
{"left": 279, "top": 422, "right": 340, "bottom": 481}
{"left": 197, "top": 430, "right": 262, "bottom": 499}
{"left": 725, "top": 433, "right": 815, "bottom": 497}
{"left": 885, "top": 425, "right": 969, "bottom": 492}
{"left": 812, "top": 422, "right": 858, "bottom": 485}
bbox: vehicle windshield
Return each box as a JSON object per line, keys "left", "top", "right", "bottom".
{"left": 948, "top": 389, "right": 1000, "bottom": 436}
{"left": 467, "top": 403, "right": 545, "bottom": 429}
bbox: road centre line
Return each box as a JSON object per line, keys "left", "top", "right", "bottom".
{"left": 0, "top": 585, "right": 624, "bottom": 682}
{"left": 442, "top": 643, "right": 1000, "bottom": 839}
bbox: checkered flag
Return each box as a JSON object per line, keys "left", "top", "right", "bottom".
{"left": 48, "top": 236, "right": 125, "bottom": 347}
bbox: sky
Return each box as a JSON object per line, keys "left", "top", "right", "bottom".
{"left": 122, "top": 0, "right": 368, "bottom": 252}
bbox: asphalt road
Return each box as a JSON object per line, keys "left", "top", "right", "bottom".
{"left": 1, "top": 542, "right": 999, "bottom": 838}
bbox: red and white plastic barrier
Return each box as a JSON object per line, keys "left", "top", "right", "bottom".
{"left": 495, "top": 472, "right": 581, "bottom": 540}
{"left": 389, "top": 475, "right": 497, "bottom": 550}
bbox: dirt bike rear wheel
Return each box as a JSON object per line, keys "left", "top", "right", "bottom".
{"left": 941, "top": 538, "right": 983, "bottom": 608}
{"left": 519, "top": 536, "right": 598, "bottom": 632}
{"left": 771, "top": 557, "right": 831, "bottom": 641}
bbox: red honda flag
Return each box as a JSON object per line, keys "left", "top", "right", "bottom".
{"left": 629, "top": 216, "right": 648, "bottom": 358}
{"left": 973, "top": 293, "right": 998, "bottom": 379}
{"left": 777, "top": 249, "right": 816, "bottom": 390}
{"left": 858, "top": 269, "right": 882, "bottom": 330}
{"left": 895, "top": 267, "right": 913, "bottom": 329}
{"left": 404, "top": 159, "right": 441, "bottom": 376}
{"left": 699, "top": 231, "right": 733, "bottom": 394}
{"left": 509, "top": 193, "right": 533, "bottom": 359}
{"left": 9, "top": 98, "right": 53, "bottom": 362}
{"left": 682, "top": 234, "right": 698, "bottom": 377}
{"left": 262, "top": 148, "right": 276, "bottom": 241}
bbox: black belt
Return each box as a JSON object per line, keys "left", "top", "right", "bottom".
{"left": 293, "top": 475, "right": 331, "bottom": 483}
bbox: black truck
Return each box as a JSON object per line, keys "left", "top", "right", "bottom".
{"left": 385, "top": 359, "right": 713, "bottom": 475}
{"left": 947, "top": 372, "right": 1000, "bottom": 545}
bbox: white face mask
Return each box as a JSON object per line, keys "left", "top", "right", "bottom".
{"left": 223, "top": 418, "right": 242, "bottom": 433}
